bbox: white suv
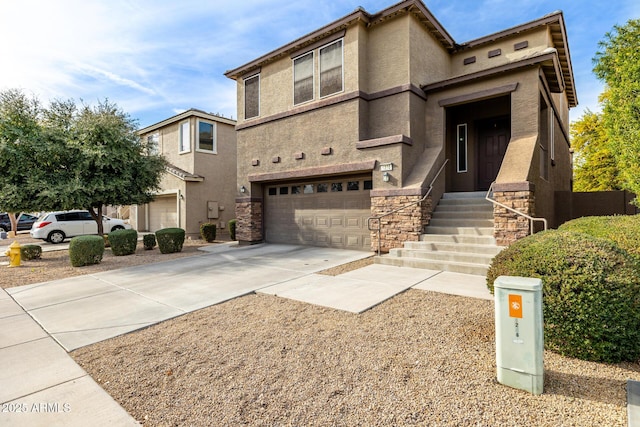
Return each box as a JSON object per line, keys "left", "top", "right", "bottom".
{"left": 30, "top": 210, "right": 131, "bottom": 243}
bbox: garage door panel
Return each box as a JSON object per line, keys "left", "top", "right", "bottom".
{"left": 264, "top": 176, "right": 372, "bottom": 250}
{"left": 149, "top": 196, "right": 177, "bottom": 232}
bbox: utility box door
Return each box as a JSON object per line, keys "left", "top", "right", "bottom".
{"left": 494, "top": 276, "right": 544, "bottom": 395}
{"left": 207, "top": 201, "right": 219, "bottom": 219}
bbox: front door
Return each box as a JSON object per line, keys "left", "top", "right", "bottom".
{"left": 477, "top": 118, "right": 510, "bottom": 190}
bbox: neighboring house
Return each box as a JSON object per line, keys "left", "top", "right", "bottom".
{"left": 132, "top": 109, "right": 237, "bottom": 239}
{"left": 224, "top": 0, "right": 576, "bottom": 254}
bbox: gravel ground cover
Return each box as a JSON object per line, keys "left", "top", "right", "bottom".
{"left": 2, "top": 233, "right": 639, "bottom": 425}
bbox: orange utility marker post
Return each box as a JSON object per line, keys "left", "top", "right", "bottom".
{"left": 494, "top": 276, "right": 543, "bottom": 395}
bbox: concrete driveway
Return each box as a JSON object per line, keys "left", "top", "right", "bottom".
{"left": 1, "top": 242, "right": 491, "bottom": 426}
{"left": 6, "top": 243, "right": 490, "bottom": 351}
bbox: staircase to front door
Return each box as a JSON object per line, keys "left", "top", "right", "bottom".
{"left": 375, "top": 191, "right": 502, "bottom": 276}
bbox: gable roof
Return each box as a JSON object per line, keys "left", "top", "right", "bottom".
{"left": 457, "top": 11, "right": 577, "bottom": 107}
{"left": 224, "top": 0, "right": 576, "bottom": 107}
{"left": 138, "top": 108, "right": 236, "bottom": 135}
{"left": 224, "top": 0, "right": 455, "bottom": 80}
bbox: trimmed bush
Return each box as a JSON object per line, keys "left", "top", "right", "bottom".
{"left": 487, "top": 230, "right": 640, "bottom": 363}
{"left": 229, "top": 219, "right": 237, "bottom": 241}
{"left": 143, "top": 233, "right": 156, "bottom": 250}
{"left": 108, "top": 229, "right": 138, "bottom": 256}
{"left": 69, "top": 235, "right": 105, "bottom": 267}
{"left": 21, "top": 244, "right": 42, "bottom": 260}
{"left": 200, "top": 223, "right": 217, "bottom": 242}
{"left": 559, "top": 214, "right": 640, "bottom": 260}
{"left": 156, "top": 228, "right": 185, "bottom": 254}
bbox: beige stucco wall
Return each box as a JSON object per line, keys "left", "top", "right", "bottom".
{"left": 450, "top": 27, "right": 550, "bottom": 77}
{"left": 139, "top": 117, "right": 237, "bottom": 238}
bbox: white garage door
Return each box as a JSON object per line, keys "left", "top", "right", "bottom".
{"left": 149, "top": 195, "right": 177, "bottom": 231}
{"left": 264, "top": 175, "right": 372, "bottom": 250}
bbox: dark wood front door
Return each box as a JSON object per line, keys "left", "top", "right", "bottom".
{"left": 477, "top": 118, "right": 510, "bottom": 190}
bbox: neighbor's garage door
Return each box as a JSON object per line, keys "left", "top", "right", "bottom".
{"left": 264, "top": 175, "right": 372, "bottom": 250}
{"left": 149, "top": 195, "right": 177, "bottom": 231}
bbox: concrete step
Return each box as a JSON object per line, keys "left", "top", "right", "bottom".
{"left": 429, "top": 218, "right": 494, "bottom": 228}
{"left": 419, "top": 234, "right": 498, "bottom": 245}
{"left": 425, "top": 226, "right": 494, "bottom": 236}
{"left": 403, "top": 241, "right": 504, "bottom": 256}
{"left": 375, "top": 255, "right": 489, "bottom": 276}
{"left": 434, "top": 202, "right": 493, "bottom": 212}
{"left": 437, "top": 198, "right": 492, "bottom": 207}
{"left": 442, "top": 191, "right": 487, "bottom": 199}
{"left": 431, "top": 210, "right": 493, "bottom": 220}
{"left": 389, "top": 248, "right": 497, "bottom": 265}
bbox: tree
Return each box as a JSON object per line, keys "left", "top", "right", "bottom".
{"left": 570, "top": 109, "right": 621, "bottom": 191}
{"left": 593, "top": 19, "right": 640, "bottom": 201}
{"left": 0, "top": 89, "right": 167, "bottom": 236}
{"left": 0, "top": 89, "right": 43, "bottom": 233}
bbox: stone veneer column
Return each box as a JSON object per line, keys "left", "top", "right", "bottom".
{"left": 235, "top": 197, "right": 263, "bottom": 244}
{"left": 492, "top": 182, "right": 535, "bottom": 246}
{"left": 370, "top": 193, "right": 433, "bottom": 253}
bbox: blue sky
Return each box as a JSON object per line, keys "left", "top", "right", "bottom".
{"left": 1, "top": 0, "right": 638, "bottom": 129}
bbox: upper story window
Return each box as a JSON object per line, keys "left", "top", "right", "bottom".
{"left": 319, "top": 39, "right": 343, "bottom": 97}
{"left": 197, "top": 120, "right": 216, "bottom": 153}
{"left": 244, "top": 74, "right": 260, "bottom": 119}
{"left": 146, "top": 132, "right": 159, "bottom": 155}
{"left": 179, "top": 121, "right": 191, "bottom": 153}
{"left": 293, "top": 51, "right": 314, "bottom": 105}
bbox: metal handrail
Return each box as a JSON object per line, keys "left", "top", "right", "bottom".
{"left": 368, "top": 159, "right": 449, "bottom": 256}
{"left": 485, "top": 182, "right": 547, "bottom": 235}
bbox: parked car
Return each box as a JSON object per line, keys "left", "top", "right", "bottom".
{"left": 30, "top": 210, "right": 131, "bottom": 243}
{"left": 0, "top": 212, "right": 39, "bottom": 232}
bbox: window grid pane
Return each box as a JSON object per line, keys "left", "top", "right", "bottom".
{"left": 244, "top": 75, "right": 260, "bottom": 119}
{"left": 179, "top": 122, "right": 190, "bottom": 152}
{"left": 198, "top": 121, "right": 214, "bottom": 151}
{"left": 320, "top": 40, "right": 343, "bottom": 97}
{"left": 294, "top": 52, "right": 314, "bottom": 105}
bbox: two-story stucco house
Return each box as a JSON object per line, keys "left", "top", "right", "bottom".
{"left": 132, "top": 109, "right": 237, "bottom": 239}
{"left": 225, "top": 0, "right": 576, "bottom": 270}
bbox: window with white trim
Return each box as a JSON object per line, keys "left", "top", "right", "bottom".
{"left": 456, "top": 124, "right": 468, "bottom": 173}
{"left": 244, "top": 74, "right": 260, "bottom": 119}
{"left": 146, "top": 132, "right": 159, "bottom": 155}
{"left": 179, "top": 121, "right": 190, "bottom": 153}
{"left": 196, "top": 120, "right": 216, "bottom": 153}
{"left": 293, "top": 51, "right": 314, "bottom": 105}
{"left": 319, "top": 39, "right": 343, "bottom": 97}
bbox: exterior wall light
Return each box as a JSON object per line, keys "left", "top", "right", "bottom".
{"left": 240, "top": 185, "right": 247, "bottom": 193}
{"left": 382, "top": 172, "right": 390, "bottom": 182}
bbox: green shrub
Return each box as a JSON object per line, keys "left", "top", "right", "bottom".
{"left": 487, "top": 230, "right": 640, "bottom": 363}
{"left": 200, "top": 223, "right": 217, "bottom": 242}
{"left": 559, "top": 214, "right": 640, "bottom": 259}
{"left": 156, "top": 228, "right": 185, "bottom": 254}
{"left": 21, "top": 244, "right": 42, "bottom": 260}
{"left": 143, "top": 233, "right": 156, "bottom": 250}
{"left": 69, "top": 235, "right": 105, "bottom": 267}
{"left": 229, "top": 219, "right": 237, "bottom": 241}
{"left": 108, "top": 229, "right": 138, "bottom": 256}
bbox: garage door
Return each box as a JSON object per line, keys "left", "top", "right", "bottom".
{"left": 264, "top": 175, "right": 372, "bottom": 250}
{"left": 149, "top": 195, "right": 177, "bottom": 231}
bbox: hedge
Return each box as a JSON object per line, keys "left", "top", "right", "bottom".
{"left": 229, "top": 219, "right": 237, "bottom": 241}
{"left": 69, "top": 235, "right": 105, "bottom": 267}
{"left": 156, "top": 228, "right": 185, "bottom": 254}
{"left": 21, "top": 244, "right": 42, "bottom": 260}
{"left": 108, "top": 229, "right": 138, "bottom": 256}
{"left": 558, "top": 214, "right": 640, "bottom": 260}
{"left": 143, "top": 233, "right": 156, "bottom": 250}
{"left": 200, "top": 223, "right": 217, "bottom": 242}
{"left": 487, "top": 230, "right": 640, "bottom": 363}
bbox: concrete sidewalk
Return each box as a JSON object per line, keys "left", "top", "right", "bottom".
{"left": 1, "top": 243, "right": 492, "bottom": 426}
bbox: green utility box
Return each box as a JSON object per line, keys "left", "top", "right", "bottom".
{"left": 494, "top": 276, "right": 544, "bottom": 395}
